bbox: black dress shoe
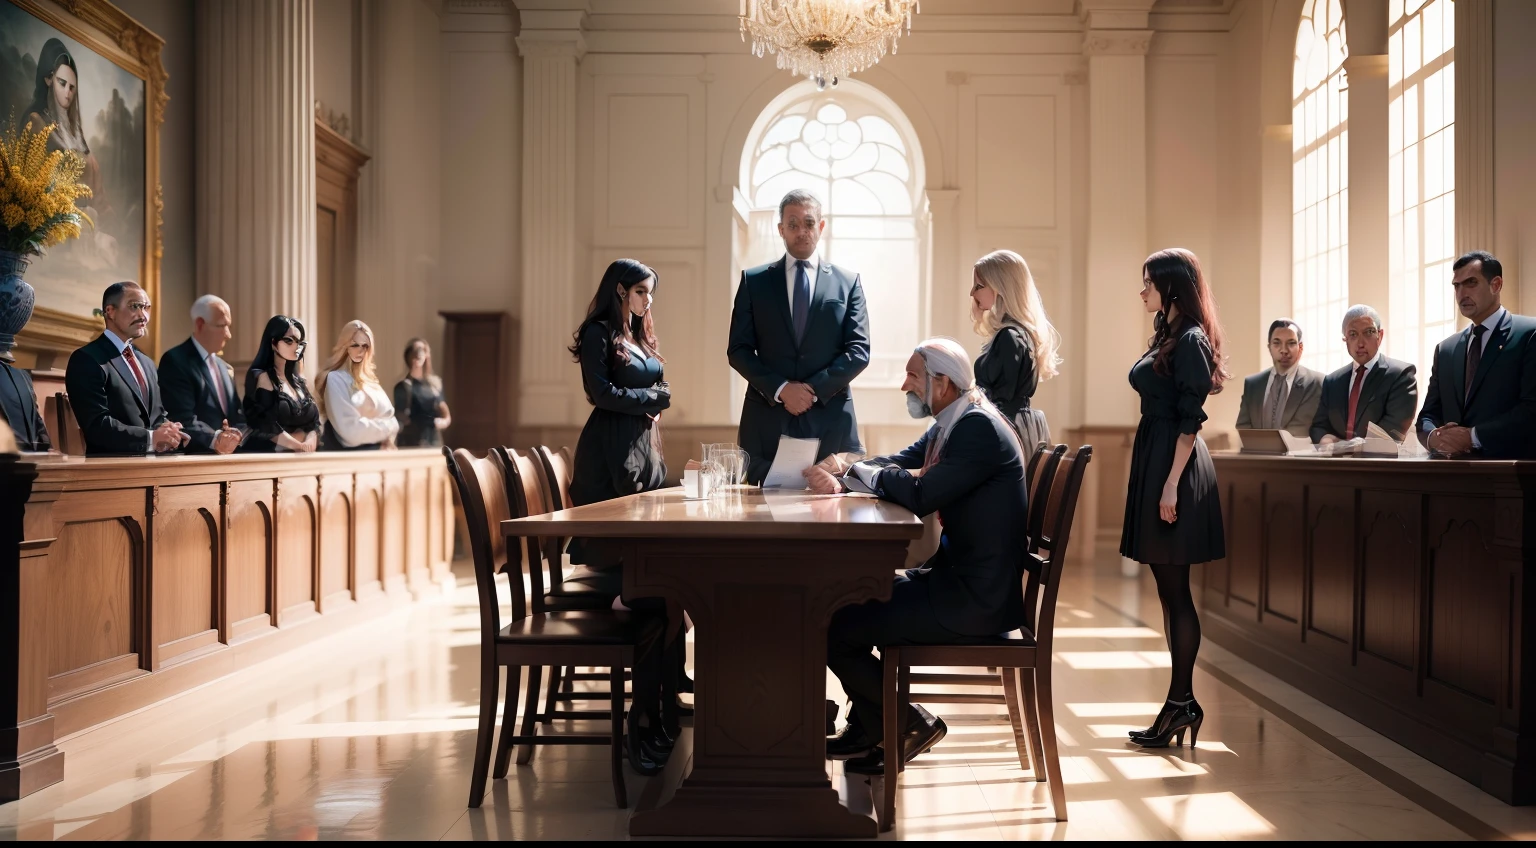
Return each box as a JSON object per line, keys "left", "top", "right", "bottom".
{"left": 626, "top": 732, "right": 663, "bottom": 776}
{"left": 826, "top": 725, "right": 874, "bottom": 760}
{"left": 844, "top": 716, "right": 948, "bottom": 775}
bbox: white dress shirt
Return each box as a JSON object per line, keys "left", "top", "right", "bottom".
{"left": 325, "top": 370, "right": 400, "bottom": 447}
{"left": 774, "top": 251, "right": 821, "bottom": 404}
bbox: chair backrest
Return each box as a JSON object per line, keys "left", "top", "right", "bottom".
{"left": 444, "top": 447, "right": 526, "bottom": 648}
{"left": 1024, "top": 445, "right": 1093, "bottom": 653}
{"left": 1023, "top": 441, "right": 1051, "bottom": 488}
{"left": 52, "top": 392, "right": 82, "bottom": 455}
{"left": 496, "top": 446, "right": 557, "bottom": 608}
{"left": 533, "top": 445, "right": 577, "bottom": 588}
{"left": 1026, "top": 444, "right": 1068, "bottom": 553}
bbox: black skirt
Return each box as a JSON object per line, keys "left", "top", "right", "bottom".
{"left": 1119, "top": 416, "right": 1224, "bottom": 566}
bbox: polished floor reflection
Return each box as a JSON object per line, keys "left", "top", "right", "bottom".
{"left": 0, "top": 550, "right": 1523, "bottom": 840}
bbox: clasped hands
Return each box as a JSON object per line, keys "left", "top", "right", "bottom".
{"left": 152, "top": 421, "right": 191, "bottom": 453}
{"left": 1426, "top": 423, "right": 1474, "bottom": 457}
{"left": 803, "top": 453, "right": 851, "bottom": 495}
{"left": 780, "top": 382, "right": 816, "bottom": 416}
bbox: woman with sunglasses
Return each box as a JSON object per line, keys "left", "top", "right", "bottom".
{"left": 318, "top": 320, "right": 399, "bottom": 451}
{"left": 242, "top": 315, "right": 321, "bottom": 453}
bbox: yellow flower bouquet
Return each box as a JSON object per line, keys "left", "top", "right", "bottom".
{"left": 0, "top": 116, "right": 92, "bottom": 255}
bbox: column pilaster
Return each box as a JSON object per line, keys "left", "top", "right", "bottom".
{"left": 1455, "top": 0, "right": 1494, "bottom": 256}
{"left": 195, "top": 0, "right": 317, "bottom": 363}
{"left": 1080, "top": 1, "right": 1154, "bottom": 427}
{"left": 1345, "top": 53, "right": 1391, "bottom": 314}
{"left": 515, "top": 13, "right": 586, "bottom": 426}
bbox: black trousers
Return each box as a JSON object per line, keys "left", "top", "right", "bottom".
{"left": 827, "top": 574, "right": 960, "bottom": 745}
{"left": 583, "top": 567, "right": 677, "bottom": 728}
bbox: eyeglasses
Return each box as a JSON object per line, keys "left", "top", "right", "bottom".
{"left": 1344, "top": 328, "right": 1381, "bottom": 341}
{"left": 120, "top": 301, "right": 152, "bottom": 313}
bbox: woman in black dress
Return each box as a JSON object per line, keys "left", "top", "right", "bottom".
{"left": 242, "top": 316, "right": 321, "bottom": 453}
{"left": 566, "top": 258, "right": 675, "bottom": 776}
{"left": 394, "top": 338, "right": 452, "bottom": 447}
{"left": 1122, "top": 248, "right": 1229, "bottom": 749}
{"left": 970, "top": 249, "right": 1061, "bottom": 448}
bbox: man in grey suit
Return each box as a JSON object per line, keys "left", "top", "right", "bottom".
{"left": 1310, "top": 304, "right": 1418, "bottom": 444}
{"left": 1235, "top": 318, "right": 1324, "bottom": 438}
{"left": 728, "top": 189, "right": 871, "bottom": 484}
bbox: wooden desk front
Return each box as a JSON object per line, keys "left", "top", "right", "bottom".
{"left": 504, "top": 487, "right": 922, "bottom": 838}
{"left": 0, "top": 449, "right": 455, "bottom": 802}
{"left": 1204, "top": 453, "right": 1536, "bottom": 803}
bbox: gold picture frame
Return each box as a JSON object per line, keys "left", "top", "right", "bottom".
{"left": 5, "top": 0, "right": 165, "bottom": 370}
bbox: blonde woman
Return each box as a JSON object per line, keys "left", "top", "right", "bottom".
{"left": 318, "top": 320, "right": 399, "bottom": 451}
{"left": 970, "top": 249, "right": 1062, "bottom": 448}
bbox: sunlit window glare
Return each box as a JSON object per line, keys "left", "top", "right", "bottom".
{"left": 1293, "top": 0, "right": 1350, "bottom": 371}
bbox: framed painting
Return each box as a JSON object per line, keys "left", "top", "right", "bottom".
{"left": 2, "top": 0, "right": 164, "bottom": 368}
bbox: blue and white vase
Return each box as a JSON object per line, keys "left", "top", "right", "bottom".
{"left": 0, "top": 250, "right": 35, "bottom": 364}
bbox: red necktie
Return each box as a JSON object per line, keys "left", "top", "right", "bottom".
{"left": 206, "top": 354, "right": 227, "bottom": 413}
{"left": 1345, "top": 364, "right": 1366, "bottom": 439}
{"left": 123, "top": 345, "right": 149, "bottom": 399}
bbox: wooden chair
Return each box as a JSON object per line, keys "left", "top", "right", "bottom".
{"left": 904, "top": 442, "right": 1067, "bottom": 773}
{"left": 445, "top": 446, "right": 657, "bottom": 809}
{"left": 879, "top": 445, "right": 1094, "bottom": 829}
{"left": 498, "top": 446, "right": 623, "bottom": 742}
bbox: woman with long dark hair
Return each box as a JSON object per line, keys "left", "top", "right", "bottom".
{"left": 1122, "top": 248, "right": 1229, "bottom": 749}
{"left": 242, "top": 315, "right": 321, "bottom": 453}
{"left": 565, "top": 258, "right": 675, "bottom": 776}
{"left": 393, "top": 338, "right": 452, "bottom": 447}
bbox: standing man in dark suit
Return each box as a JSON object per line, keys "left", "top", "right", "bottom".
{"left": 728, "top": 189, "right": 871, "bottom": 483}
{"left": 1419, "top": 251, "right": 1536, "bottom": 458}
{"left": 1235, "top": 318, "right": 1324, "bottom": 438}
{"left": 1309, "top": 304, "right": 1418, "bottom": 444}
{"left": 159, "top": 294, "right": 245, "bottom": 454}
{"left": 65, "top": 282, "right": 188, "bottom": 456}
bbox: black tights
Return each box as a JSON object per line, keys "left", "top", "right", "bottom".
{"left": 1150, "top": 563, "right": 1200, "bottom": 702}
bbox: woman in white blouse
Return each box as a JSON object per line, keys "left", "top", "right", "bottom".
{"left": 318, "top": 320, "right": 400, "bottom": 451}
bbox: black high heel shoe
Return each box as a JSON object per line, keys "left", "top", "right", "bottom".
{"left": 626, "top": 716, "right": 663, "bottom": 776}
{"left": 1129, "top": 698, "right": 1204, "bottom": 748}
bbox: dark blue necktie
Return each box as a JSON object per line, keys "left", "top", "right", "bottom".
{"left": 792, "top": 259, "right": 811, "bottom": 342}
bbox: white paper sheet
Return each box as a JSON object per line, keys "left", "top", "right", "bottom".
{"left": 761, "top": 435, "right": 821, "bottom": 489}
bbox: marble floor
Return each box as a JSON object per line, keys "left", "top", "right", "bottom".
{"left": 2, "top": 549, "right": 1531, "bottom": 841}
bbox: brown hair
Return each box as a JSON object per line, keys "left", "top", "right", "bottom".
{"left": 1143, "top": 248, "right": 1229, "bottom": 394}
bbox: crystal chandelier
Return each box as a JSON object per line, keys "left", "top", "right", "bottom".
{"left": 740, "top": 0, "right": 921, "bottom": 90}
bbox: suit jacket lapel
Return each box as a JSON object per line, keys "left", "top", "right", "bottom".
{"left": 766, "top": 257, "right": 797, "bottom": 345}
{"left": 1280, "top": 370, "right": 1308, "bottom": 422}
{"left": 1248, "top": 371, "right": 1270, "bottom": 426}
{"left": 1466, "top": 321, "right": 1511, "bottom": 407}
{"left": 1355, "top": 361, "right": 1389, "bottom": 433}
{"left": 109, "top": 347, "right": 151, "bottom": 418}
{"left": 1450, "top": 330, "right": 1469, "bottom": 411}
{"left": 185, "top": 343, "right": 211, "bottom": 398}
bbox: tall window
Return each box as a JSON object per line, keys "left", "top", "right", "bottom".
{"left": 747, "top": 92, "right": 922, "bottom": 388}
{"left": 1388, "top": 0, "right": 1455, "bottom": 396}
{"left": 1293, "top": 0, "right": 1350, "bottom": 371}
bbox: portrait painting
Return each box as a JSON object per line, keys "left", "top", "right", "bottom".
{"left": 0, "top": 0, "right": 163, "bottom": 356}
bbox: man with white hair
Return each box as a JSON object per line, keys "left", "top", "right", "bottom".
{"left": 158, "top": 294, "right": 246, "bottom": 454}
{"left": 1309, "top": 304, "right": 1418, "bottom": 443}
{"left": 805, "top": 338, "right": 1030, "bottom": 775}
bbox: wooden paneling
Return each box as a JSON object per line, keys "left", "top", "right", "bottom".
{"left": 225, "top": 481, "right": 274, "bottom": 640}
{"left": 1, "top": 449, "right": 454, "bottom": 802}
{"left": 276, "top": 478, "right": 319, "bottom": 622}
{"left": 48, "top": 519, "right": 138, "bottom": 679}
{"left": 1202, "top": 454, "right": 1536, "bottom": 804}
{"left": 440, "top": 312, "right": 508, "bottom": 452}
{"left": 1227, "top": 478, "right": 1262, "bottom": 608}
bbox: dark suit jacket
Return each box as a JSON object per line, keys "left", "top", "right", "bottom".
{"left": 859, "top": 407, "right": 1029, "bottom": 636}
{"left": 65, "top": 334, "right": 170, "bottom": 456}
{"left": 1234, "top": 365, "right": 1324, "bottom": 438}
{"left": 159, "top": 338, "right": 247, "bottom": 453}
{"left": 727, "top": 255, "right": 870, "bottom": 483}
{"left": 0, "top": 362, "right": 49, "bottom": 452}
{"left": 1309, "top": 355, "right": 1418, "bottom": 443}
{"left": 1416, "top": 312, "right": 1536, "bottom": 458}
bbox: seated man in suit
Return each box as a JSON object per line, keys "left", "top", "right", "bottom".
{"left": 1310, "top": 304, "right": 1418, "bottom": 444}
{"left": 0, "top": 361, "right": 50, "bottom": 452}
{"left": 1418, "top": 251, "right": 1536, "bottom": 458}
{"left": 1235, "top": 318, "right": 1324, "bottom": 438}
{"left": 804, "top": 338, "right": 1028, "bottom": 775}
{"left": 728, "top": 189, "right": 871, "bottom": 483}
{"left": 159, "top": 294, "right": 245, "bottom": 454}
{"left": 65, "top": 282, "right": 188, "bottom": 456}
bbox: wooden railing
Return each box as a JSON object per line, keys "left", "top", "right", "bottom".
{"left": 0, "top": 448, "right": 455, "bottom": 802}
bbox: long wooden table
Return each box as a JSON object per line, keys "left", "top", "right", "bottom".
{"left": 0, "top": 449, "right": 455, "bottom": 802}
{"left": 1204, "top": 453, "right": 1536, "bottom": 803}
{"left": 503, "top": 486, "right": 922, "bottom": 838}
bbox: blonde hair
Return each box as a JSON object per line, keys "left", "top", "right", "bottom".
{"left": 971, "top": 249, "right": 1062, "bottom": 381}
{"left": 318, "top": 320, "right": 380, "bottom": 420}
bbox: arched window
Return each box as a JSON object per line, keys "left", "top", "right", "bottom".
{"left": 1388, "top": 0, "right": 1455, "bottom": 394}
{"left": 743, "top": 86, "right": 925, "bottom": 396}
{"left": 1293, "top": 0, "right": 1350, "bottom": 370}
